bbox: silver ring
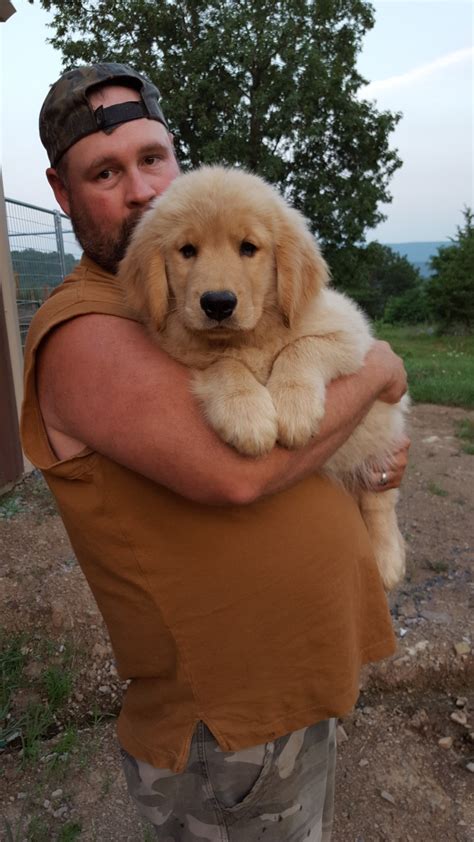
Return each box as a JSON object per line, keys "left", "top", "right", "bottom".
{"left": 380, "top": 470, "right": 388, "bottom": 486}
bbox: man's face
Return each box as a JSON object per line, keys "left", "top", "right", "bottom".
{"left": 47, "top": 85, "right": 180, "bottom": 273}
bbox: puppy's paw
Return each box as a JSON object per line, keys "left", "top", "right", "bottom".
{"left": 270, "top": 383, "right": 325, "bottom": 449}
{"left": 202, "top": 384, "right": 278, "bottom": 457}
{"left": 226, "top": 406, "right": 278, "bottom": 456}
{"left": 374, "top": 528, "right": 406, "bottom": 591}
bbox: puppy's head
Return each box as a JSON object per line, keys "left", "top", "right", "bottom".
{"left": 118, "top": 166, "right": 329, "bottom": 336}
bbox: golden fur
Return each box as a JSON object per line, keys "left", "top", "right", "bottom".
{"left": 118, "top": 166, "right": 408, "bottom": 589}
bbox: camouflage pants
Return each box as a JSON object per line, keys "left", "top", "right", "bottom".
{"left": 121, "top": 719, "right": 336, "bottom": 841}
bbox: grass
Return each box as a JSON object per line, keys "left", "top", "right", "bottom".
{"left": 49, "top": 726, "right": 80, "bottom": 764}
{"left": 27, "top": 816, "right": 51, "bottom": 842}
{"left": 57, "top": 822, "right": 82, "bottom": 841}
{"left": 0, "top": 633, "right": 28, "bottom": 748}
{"left": 376, "top": 324, "right": 474, "bottom": 408}
{"left": 3, "top": 814, "right": 82, "bottom": 842}
{"left": 1, "top": 633, "right": 28, "bottom": 695}
{"left": 426, "top": 559, "right": 450, "bottom": 574}
{"left": 1, "top": 628, "right": 112, "bottom": 841}
{"left": 21, "top": 704, "right": 55, "bottom": 763}
{"left": 43, "top": 666, "right": 74, "bottom": 713}
{"left": 455, "top": 418, "right": 474, "bottom": 454}
{"left": 0, "top": 495, "right": 23, "bottom": 520}
{"left": 0, "top": 631, "right": 77, "bottom": 764}
{"left": 0, "top": 473, "right": 57, "bottom": 522}
{"left": 3, "top": 802, "right": 30, "bottom": 842}
{"left": 427, "top": 481, "right": 448, "bottom": 497}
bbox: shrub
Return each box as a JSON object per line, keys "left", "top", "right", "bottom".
{"left": 426, "top": 208, "right": 474, "bottom": 331}
{"left": 383, "top": 284, "right": 430, "bottom": 324}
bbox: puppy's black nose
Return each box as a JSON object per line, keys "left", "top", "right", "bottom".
{"left": 200, "top": 291, "right": 237, "bottom": 322}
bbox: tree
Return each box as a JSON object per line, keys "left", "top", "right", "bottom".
{"left": 426, "top": 208, "right": 474, "bottom": 330}
{"left": 32, "top": 0, "right": 401, "bottom": 257}
{"left": 332, "top": 242, "right": 421, "bottom": 321}
{"left": 11, "top": 248, "right": 78, "bottom": 299}
{"left": 383, "top": 284, "right": 430, "bottom": 325}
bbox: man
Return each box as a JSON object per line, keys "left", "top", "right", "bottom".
{"left": 22, "top": 63, "right": 409, "bottom": 841}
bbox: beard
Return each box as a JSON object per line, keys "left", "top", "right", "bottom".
{"left": 68, "top": 201, "right": 144, "bottom": 274}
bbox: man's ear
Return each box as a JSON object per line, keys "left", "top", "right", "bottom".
{"left": 46, "top": 168, "right": 71, "bottom": 216}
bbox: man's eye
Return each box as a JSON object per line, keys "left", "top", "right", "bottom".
{"left": 97, "top": 169, "right": 113, "bottom": 180}
{"left": 240, "top": 241, "right": 257, "bottom": 257}
{"left": 144, "top": 156, "right": 161, "bottom": 166}
{"left": 180, "top": 244, "right": 197, "bottom": 258}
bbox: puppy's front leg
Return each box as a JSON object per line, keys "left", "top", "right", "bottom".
{"left": 192, "top": 359, "right": 278, "bottom": 457}
{"left": 267, "top": 337, "right": 328, "bottom": 449}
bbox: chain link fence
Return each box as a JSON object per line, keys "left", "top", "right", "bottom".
{"left": 5, "top": 198, "right": 82, "bottom": 346}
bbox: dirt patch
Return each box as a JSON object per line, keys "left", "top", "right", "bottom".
{"left": 1, "top": 403, "right": 473, "bottom": 841}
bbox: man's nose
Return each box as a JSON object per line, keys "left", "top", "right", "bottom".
{"left": 125, "top": 169, "right": 156, "bottom": 207}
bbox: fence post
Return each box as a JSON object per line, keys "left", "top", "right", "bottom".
{"left": 0, "top": 171, "right": 32, "bottom": 484}
{"left": 0, "top": 174, "right": 23, "bottom": 418}
{"left": 54, "top": 210, "right": 67, "bottom": 278}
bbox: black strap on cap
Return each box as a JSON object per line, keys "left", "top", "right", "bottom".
{"left": 94, "top": 100, "right": 150, "bottom": 132}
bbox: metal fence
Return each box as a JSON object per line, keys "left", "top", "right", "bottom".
{"left": 5, "top": 198, "right": 82, "bottom": 346}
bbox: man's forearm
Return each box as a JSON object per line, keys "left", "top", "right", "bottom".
{"left": 39, "top": 316, "right": 405, "bottom": 506}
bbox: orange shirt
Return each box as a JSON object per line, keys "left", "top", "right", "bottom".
{"left": 21, "top": 255, "right": 396, "bottom": 772}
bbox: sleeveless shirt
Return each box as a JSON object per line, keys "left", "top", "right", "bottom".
{"left": 21, "top": 255, "right": 396, "bottom": 772}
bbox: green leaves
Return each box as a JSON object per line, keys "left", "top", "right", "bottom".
{"left": 427, "top": 208, "right": 474, "bottom": 331}
{"left": 326, "top": 241, "right": 422, "bottom": 320}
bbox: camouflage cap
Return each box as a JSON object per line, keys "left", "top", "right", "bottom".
{"left": 39, "top": 62, "right": 169, "bottom": 167}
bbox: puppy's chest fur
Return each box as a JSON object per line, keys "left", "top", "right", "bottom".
{"left": 156, "top": 312, "right": 291, "bottom": 384}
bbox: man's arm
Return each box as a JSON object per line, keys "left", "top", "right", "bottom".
{"left": 37, "top": 314, "right": 407, "bottom": 505}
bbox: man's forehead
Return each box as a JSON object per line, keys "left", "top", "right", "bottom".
{"left": 66, "top": 116, "right": 171, "bottom": 170}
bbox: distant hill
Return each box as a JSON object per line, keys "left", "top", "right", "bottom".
{"left": 383, "top": 241, "right": 451, "bottom": 278}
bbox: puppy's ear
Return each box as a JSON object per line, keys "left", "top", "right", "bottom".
{"left": 275, "top": 205, "right": 329, "bottom": 328}
{"left": 118, "top": 244, "right": 169, "bottom": 331}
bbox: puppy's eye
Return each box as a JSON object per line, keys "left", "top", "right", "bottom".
{"left": 180, "top": 244, "right": 197, "bottom": 259}
{"left": 240, "top": 241, "right": 258, "bottom": 257}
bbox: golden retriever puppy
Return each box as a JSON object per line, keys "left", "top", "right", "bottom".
{"left": 118, "top": 166, "right": 408, "bottom": 589}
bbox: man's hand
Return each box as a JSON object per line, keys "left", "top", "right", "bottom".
{"left": 365, "top": 436, "right": 411, "bottom": 492}
{"left": 365, "top": 340, "right": 408, "bottom": 405}
{"left": 361, "top": 342, "right": 410, "bottom": 491}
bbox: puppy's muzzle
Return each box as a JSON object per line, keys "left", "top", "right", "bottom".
{"left": 200, "top": 291, "right": 237, "bottom": 322}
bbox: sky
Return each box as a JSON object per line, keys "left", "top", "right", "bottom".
{"left": 0, "top": 0, "right": 472, "bottom": 244}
